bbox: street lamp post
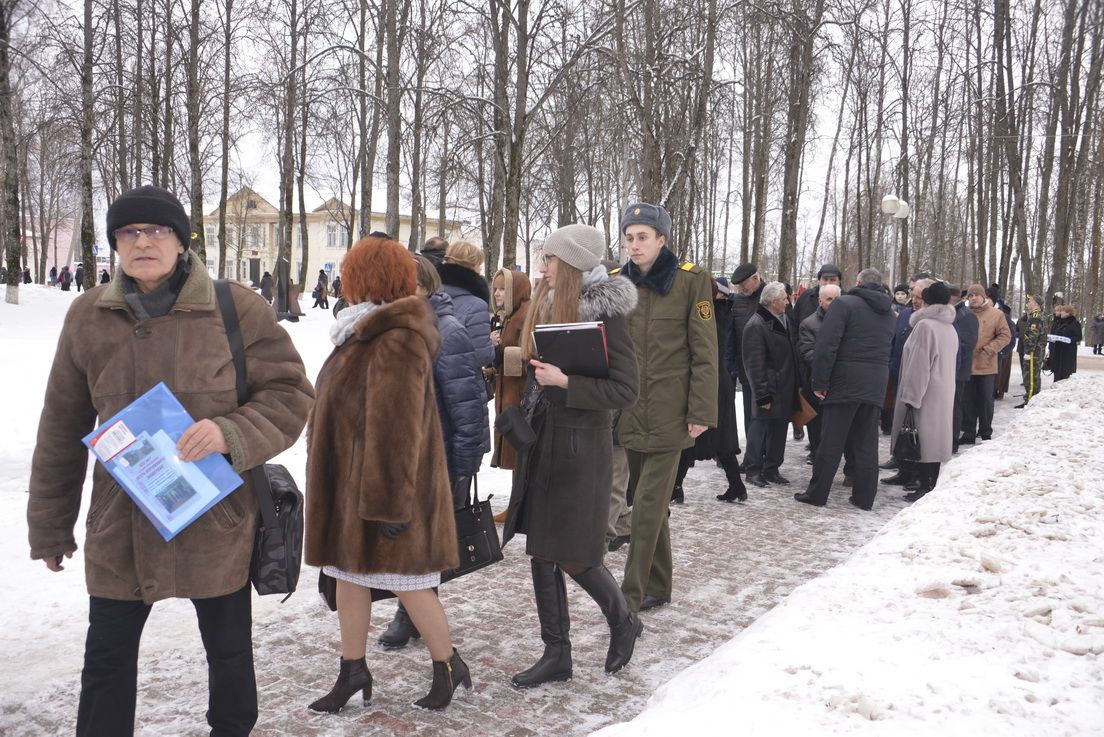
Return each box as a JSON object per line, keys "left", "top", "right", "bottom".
{"left": 880, "top": 194, "right": 910, "bottom": 285}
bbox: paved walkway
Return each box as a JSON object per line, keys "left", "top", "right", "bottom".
{"left": 14, "top": 385, "right": 1036, "bottom": 736}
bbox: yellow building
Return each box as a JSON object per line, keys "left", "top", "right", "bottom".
{"left": 202, "top": 187, "right": 465, "bottom": 284}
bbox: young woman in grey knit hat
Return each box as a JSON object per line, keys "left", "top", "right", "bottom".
{"left": 501, "top": 224, "right": 645, "bottom": 687}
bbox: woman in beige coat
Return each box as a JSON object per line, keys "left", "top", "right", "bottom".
{"left": 891, "top": 281, "right": 959, "bottom": 501}
{"left": 26, "top": 185, "right": 315, "bottom": 737}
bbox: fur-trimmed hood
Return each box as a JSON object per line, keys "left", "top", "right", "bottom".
{"left": 910, "top": 303, "right": 956, "bottom": 326}
{"left": 579, "top": 273, "right": 639, "bottom": 321}
{"left": 438, "top": 262, "right": 491, "bottom": 303}
{"left": 493, "top": 267, "right": 532, "bottom": 318}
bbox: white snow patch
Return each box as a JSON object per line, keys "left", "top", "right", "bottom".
{"left": 595, "top": 373, "right": 1104, "bottom": 736}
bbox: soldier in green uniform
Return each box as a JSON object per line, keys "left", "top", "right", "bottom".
{"left": 613, "top": 202, "right": 718, "bottom": 612}
{"left": 1016, "top": 294, "right": 1047, "bottom": 408}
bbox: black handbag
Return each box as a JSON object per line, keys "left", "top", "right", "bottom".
{"left": 442, "top": 476, "right": 504, "bottom": 584}
{"left": 215, "top": 280, "right": 304, "bottom": 601}
{"left": 893, "top": 405, "right": 922, "bottom": 463}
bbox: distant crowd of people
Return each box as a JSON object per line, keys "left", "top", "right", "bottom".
{"left": 25, "top": 183, "right": 1103, "bottom": 736}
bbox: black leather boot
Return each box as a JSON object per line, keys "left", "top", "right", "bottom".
{"left": 378, "top": 602, "right": 421, "bottom": 648}
{"left": 308, "top": 657, "right": 372, "bottom": 713}
{"left": 570, "top": 566, "right": 643, "bottom": 673}
{"left": 512, "top": 560, "right": 572, "bottom": 687}
{"left": 716, "top": 455, "right": 748, "bottom": 502}
{"left": 413, "top": 648, "right": 471, "bottom": 710}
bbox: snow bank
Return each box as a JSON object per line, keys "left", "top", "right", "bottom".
{"left": 595, "top": 373, "right": 1104, "bottom": 737}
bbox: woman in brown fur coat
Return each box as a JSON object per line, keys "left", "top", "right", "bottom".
{"left": 502, "top": 224, "right": 642, "bottom": 688}
{"left": 304, "top": 235, "right": 469, "bottom": 713}
{"left": 490, "top": 267, "right": 533, "bottom": 471}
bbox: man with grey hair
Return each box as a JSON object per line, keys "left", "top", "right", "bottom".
{"left": 795, "top": 268, "right": 896, "bottom": 510}
{"left": 741, "top": 281, "right": 801, "bottom": 486}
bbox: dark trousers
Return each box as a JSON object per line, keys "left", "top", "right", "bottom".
{"left": 806, "top": 414, "right": 822, "bottom": 456}
{"left": 961, "top": 374, "right": 996, "bottom": 440}
{"left": 77, "top": 583, "right": 257, "bottom": 737}
{"left": 952, "top": 379, "right": 967, "bottom": 449}
{"left": 804, "top": 403, "right": 880, "bottom": 506}
{"left": 743, "top": 417, "right": 788, "bottom": 476}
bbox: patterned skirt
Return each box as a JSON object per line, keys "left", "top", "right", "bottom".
{"left": 322, "top": 566, "right": 441, "bottom": 591}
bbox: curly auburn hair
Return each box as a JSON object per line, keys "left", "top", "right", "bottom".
{"left": 341, "top": 235, "right": 416, "bottom": 305}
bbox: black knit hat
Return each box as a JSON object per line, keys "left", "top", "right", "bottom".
{"left": 817, "top": 263, "right": 842, "bottom": 279}
{"left": 922, "top": 281, "right": 951, "bottom": 306}
{"left": 893, "top": 283, "right": 909, "bottom": 295}
{"left": 106, "top": 185, "right": 192, "bottom": 251}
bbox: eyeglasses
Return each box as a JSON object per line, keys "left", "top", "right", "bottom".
{"left": 539, "top": 253, "right": 557, "bottom": 265}
{"left": 113, "top": 225, "right": 175, "bottom": 245}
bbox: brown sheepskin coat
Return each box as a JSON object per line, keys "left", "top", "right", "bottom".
{"left": 491, "top": 268, "right": 532, "bottom": 470}
{"left": 27, "top": 253, "right": 315, "bottom": 604}
{"left": 305, "top": 296, "right": 459, "bottom": 575}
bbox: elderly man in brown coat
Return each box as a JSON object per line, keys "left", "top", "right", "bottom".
{"left": 27, "top": 185, "right": 315, "bottom": 737}
{"left": 960, "top": 284, "right": 1012, "bottom": 444}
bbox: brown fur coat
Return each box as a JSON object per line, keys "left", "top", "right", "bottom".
{"left": 305, "top": 296, "right": 459, "bottom": 575}
{"left": 491, "top": 268, "right": 532, "bottom": 469}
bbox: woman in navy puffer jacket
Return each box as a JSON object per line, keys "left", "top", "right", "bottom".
{"left": 378, "top": 256, "right": 492, "bottom": 651}
{"left": 414, "top": 256, "right": 490, "bottom": 497}
{"left": 437, "top": 241, "right": 495, "bottom": 371}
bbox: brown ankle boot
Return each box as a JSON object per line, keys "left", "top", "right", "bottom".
{"left": 308, "top": 657, "right": 372, "bottom": 713}
{"left": 413, "top": 649, "right": 471, "bottom": 710}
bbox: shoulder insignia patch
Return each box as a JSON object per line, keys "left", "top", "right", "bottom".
{"left": 696, "top": 300, "right": 713, "bottom": 321}
{"left": 679, "top": 262, "right": 696, "bottom": 272}
{"left": 608, "top": 267, "right": 622, "bottom": 275}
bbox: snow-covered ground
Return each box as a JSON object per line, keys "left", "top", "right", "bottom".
{"left": 2, "top": 284, "right": 1101, "bottom": 736}
{"left": 598, "top": 372, "right": 1104, "bottom": 736}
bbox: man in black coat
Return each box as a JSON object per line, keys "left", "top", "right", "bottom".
{"left": 793, "top": 263, "right": 843, "bottom": 328}
{"left": 951, "top": 289, "right": 979, "bottom": 449}
{"left": 795, "top": 268, "right": 896, "bottom": 510}
{"left": 726, "top": 262, "right": 765, "bottom": 436}
{"left": 741, "top": 281, "right": 800, "bottom": 487}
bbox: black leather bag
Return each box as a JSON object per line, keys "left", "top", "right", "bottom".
{"left": 215, "top": 281, "right": 304, "bottom": 601}
{"left": 893, "top": 405, "right": 922, "bottom": 463}
{"left": 442, "top": 476, "right": 503, "bottom": 584}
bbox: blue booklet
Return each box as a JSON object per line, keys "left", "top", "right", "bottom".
{"left": 83, "top": 382, "right": 244, "bottom": 541}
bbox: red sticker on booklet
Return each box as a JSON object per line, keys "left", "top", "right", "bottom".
{"left": 89, "top": 419, "right": 138, "bottom": 463}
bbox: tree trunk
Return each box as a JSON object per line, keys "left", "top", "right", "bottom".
{"left": 0, "top": 0, "right": 21, "bottom": 301}
{"left": 217, "top": 0, "right": 234, "bottom": 278}
{"left": 383, "top": 0, "right": 403, "bottom": 237}
{"left": 187, "top": 0, "right": 205, "bottom": 262}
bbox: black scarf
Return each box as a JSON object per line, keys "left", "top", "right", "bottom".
{"left": 121, "top": 255, "right": 192, "bottom": 320}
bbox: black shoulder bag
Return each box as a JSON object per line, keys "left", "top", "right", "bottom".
{"left": 893, "top": 405, "right": 922, "bottom": 463}
{"left": 441, "top": 475, "right": 504, "bottom": 584}
{"left": 214, "top": 280, "right": 304, "bottom": 601}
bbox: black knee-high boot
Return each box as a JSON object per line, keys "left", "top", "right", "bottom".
{"left": 512, "top": 560, "right": 572, "bottom": 688}
{"left": 569, "top": 566, "right": 643, "bottom": 673}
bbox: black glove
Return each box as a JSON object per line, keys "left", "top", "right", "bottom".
{"left": 382, "top": 522, "right": 410, "bottom": 539}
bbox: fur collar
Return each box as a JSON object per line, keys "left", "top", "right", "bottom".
{"left": 755, "top": 303, "right": 790, "bottom": 334}
{"left": 438, "top": 262, "right": 491, "bottom": 303}
{"left": 95, "top": 251, "right": 215, "bottom": 313}
{"left": 621, "top": 246, "right": 679, "bottom": 295}
{"left": 351, "top": 295, "right": 442, "bottom": 356}
{"left": 909, "top": 303, "right": 956, "bottom": 327}
{"left": 579, "top": 274, "right": 639, "bottom": 321}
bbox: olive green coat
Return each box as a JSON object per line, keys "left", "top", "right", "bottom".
{"left": 615, "top": 247, "right": 718, "bottom": 452}
{"left": 27, "top": 254, "right": 315, "bottom": 603}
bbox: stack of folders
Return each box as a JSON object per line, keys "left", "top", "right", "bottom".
{"left": 533, "top": 321, "right": 609, "bottom": 378}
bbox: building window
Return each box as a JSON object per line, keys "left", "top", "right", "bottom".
{"left": 205, "top": 225, "right": 217, "bottom": 244}
{"left": 249, "top": 225, "right": 261, "bottom": 249}
{"left": 327, "top": 223, "right": 337, "bottom": 249}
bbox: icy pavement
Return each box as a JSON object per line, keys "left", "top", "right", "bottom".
{"left": 1, "top": 285, "right": 1100, "bottom": 736}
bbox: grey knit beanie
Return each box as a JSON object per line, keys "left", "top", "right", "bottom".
{"left": 542, "top": 224, "right": 606, "bottom": 272}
